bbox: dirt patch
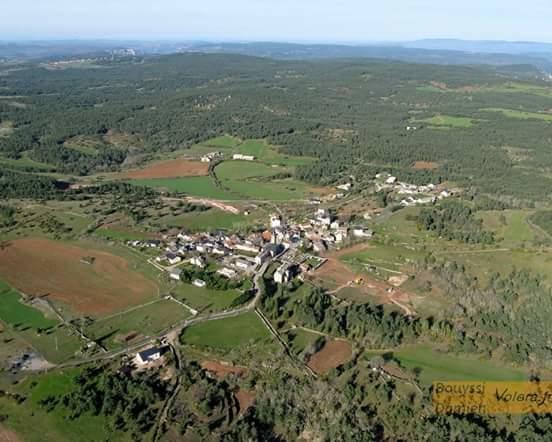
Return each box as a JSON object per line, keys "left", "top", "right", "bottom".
{"left": 0, "top": 425, "right": 21, "bottom": 442}
{"left": 235, "top": 389, "right": 255, "bottom": 413}
{"left": 201, "top": 360, "right": 247, "bottom": 379}
{"left": 0, "top": 238, "right": 158, "bottom": 316}
{"left": 312, "top": 244, "right": 416, "bottom": 314}
{"left": 412, "top": 161, "right": 438, "bottom": 170}
{"left": 307, "top": 340, "right": 352, "bottom": 375}
{"left": 124, "top": 159, "right": 209, "bottom": 179}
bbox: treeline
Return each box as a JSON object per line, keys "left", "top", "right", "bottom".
{"left": 416, "top": 200, "right": 495, "bottom": 244}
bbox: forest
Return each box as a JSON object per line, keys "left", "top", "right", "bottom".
{"left": 2, "top": 54, "right": 552, "bottom": 202}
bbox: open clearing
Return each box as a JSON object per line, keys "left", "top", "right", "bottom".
{"left": 416, "top": 114, "right": 477, "bottom": 128}
{"left": 0, "top": 425, "right": 21, "bottom": 442}
{"left": 482, "top": 108, "right": 552, "bottom": 122}
{"left": 0, "top": 238, "right": 158, "bottom": 317}
{"left": 393, "top": 345, "right": 527, "bottom": 385}
{"left": 125, "top": 159, "right": 209, "bottom": 179}
{"left": 0, "top": 281, "right": 58, "bottom": 330}
{"left": 412, "top": 161, "right": 438, "bottom": 170}
{"left": 201, "top": 360, "right": 247, "bottom": 378}
{"left": 307, "top": 339, "right": 352, "bottom": 375}
{"left": 181, "top": 312, "right": 270, "bottom": 349}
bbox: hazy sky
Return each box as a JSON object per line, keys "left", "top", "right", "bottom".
{"left": 2, "top": 0, "right": 552, "bottom": 42}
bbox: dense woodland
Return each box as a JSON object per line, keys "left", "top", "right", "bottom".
{"left": 2, "top": 54, "right": 552, "bottom": 201}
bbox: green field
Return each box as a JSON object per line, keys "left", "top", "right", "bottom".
{"left": 216, "top": 160, "right": 287, "bottom": 180}
{"left": 477, "top": 210, "right": 535, "bottom": 246}
{"left": 86, "top": 300, "right": 192, "bottom": 349}
{"left": 482, "top": 108, "right": 552, "bottom": 122}
{"left": 94, "top": 227, "right": 152, "bottom": 241}
{"left": 203, "top": 135, "right": 241, "bottom": 148}
{"left": 0, "top": 369, "right": 125, "bottom": 442}
{"left": 416, "top": 115, "right": 477, "bottom": 128}
{"left": 0, "top": 281, "right": 58, "bottom": 330}
{"left": 181, "top": 311, "right": 270, "bottom": 349}
{"left": 159, "top": 209, "right": 249, "bottom": 231}
{"left": 393, "top": 345, "right": 527, "bottom": 385}
{"left": 233, "top": 139, "right": 314, "bottom": 167}
{"left": 171, "top": 282, "right": 243, "bottom": 313}
{"left": 130, "top": 176, "right": 233, "bottom": 199}
{"left": 286, "top": 328, "right": 320, "bottom": 356}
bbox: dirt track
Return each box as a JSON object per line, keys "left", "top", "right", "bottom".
{"left": 124, "top": 159, "right": 209, "bottom": 179}
{"left": 0, "top": 238, "right": 158, "bottom": 316}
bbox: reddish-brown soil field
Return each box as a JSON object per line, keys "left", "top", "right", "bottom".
{"left": 0, "top": 425, "right": 21, "bottom": 442}
{"left": 235, "top": 389, "right": 255, "bottom": 413}
{"left": 311, "top": 244, "right": 416, "bottom": 315}
{"left": 412, "top": 161, "right": 438, "bottom": 170}
{"left": 0, "top": 238, "right": 158, "bottom": 316}
{"left": 124, "top": 159, "right": 209, "bottom": 179}
{"left": 201, "top": 360, "right": 247, "bottom": 378}
{"left": 307, "top": 340, "right": 352, "bottom": 375}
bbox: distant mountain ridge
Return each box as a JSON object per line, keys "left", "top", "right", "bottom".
{"left": 2, "top": 39, "right": 552, "bottom": 74}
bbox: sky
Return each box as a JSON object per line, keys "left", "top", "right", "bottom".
{"left": 2, "top": 0, "right": 552, "bottom": 43}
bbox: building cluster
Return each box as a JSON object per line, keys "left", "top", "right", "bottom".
{"left": 374, "top": 172, "right": 455, "bottom": 207}
{"left": 127, "top": 207, "right": 373, "bottom": 286}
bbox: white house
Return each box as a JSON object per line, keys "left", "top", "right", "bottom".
{"left": 336, "top": 183, "right": 352, "bottom": 191}
{"left": 193, "top": 279, "right": 206, "bottom": 288}
{"left": 135, "top": 347, "right": 162, "bottom": 366}
{"left": 233, "top": 154, "right": 255, "bottom": 161}
{"left": 169, "top": 268, "right": 182, "bottom": 281}
{"left": 274, "top": 264, "right": 292, "bottom": 284}
{"left": 353, "top": 228, "right": 374, "bottom": 239}
{"left": 234, "top": 258, "right": 252, "bottom": 271}
{"left": 270, "top": 214, "right": 282, "bottom": 229}
{"left": 217, "top": 267, "right": 237, "bottom": 279}
{"left": 385, "top": 176, "right": 397, "bottom": 184}
{"left": 190, "top": 256, "right": 206, "bottom": 269}
{"left": 165, "top": 253, "right": 182, "bottom": 265}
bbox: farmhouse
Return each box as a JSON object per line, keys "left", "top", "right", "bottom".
{"left": 135, "top": 347, "right": 162, "bottom": 366}
{"left": 233, "top": 154, "right": 256, "bottom": 161}
{"left": 352, "top": 228, "right": 374, "bottom": 238}
{"left": 169, "top": 268, "right": 182, "bottom": 281}
{"left": 193, "top": 279, "right": 207, "bottom": 288}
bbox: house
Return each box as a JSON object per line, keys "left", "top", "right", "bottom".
{"left": 212, "top": 246, "right": 228, "bottom": 256}
{"left": 274, "top": 265, "right": 291, "bottom": 284}
{"left": 234, "top": 258, "right": 253, "bottom": 271}
{"left": 352, "top": 228, "right": 374, "bottom": 238}
{"left": 217, "top": 267, "right": 237, "bottom": 278}
{"left": 265, "top": 243, "right": 285, "bottom": 258}
{"left": 233, "top": 243, "right": 261, "bottom": 254}
{"left": 313, "top": 240, "right": 327, "bottom": 253}
{"left": 145, "top": 239, "right": 161, "bottom": 248}
{"left": 336, "top": 183, "right": 352, "bottom": 191}
{"left": 169, "top": 268, "right": 182, "bottom": 281}
{"left": 270, "top": 215, "right": 282, "bottom": 229}
{"left": 255, "top": 250, "right": 271, "bottom": 266}
{"left": 165, "top": 253, "right": 182, "bottom": 265}
{"left": 193, "top": 279, "right": 206, "bottom": 288}
{"left": 334, "top": 227, "right": 348, "bottom": 243}
{"left": 177, "top": 232, "right": 193, "bottom": 242}
{"left": 330, "top": 220, "right": 340, "bottom": 230}
{"left": 190, "top": 256, "right": 206, "bottom": 269}
{"left": 385, "top": 176, "right": 397, "bottom": 184}
{"left": 135, "top": 347, "right": 162, "bottom": 365}
{"left": 233, "top": 154, "right": 255, "bottom": 161}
